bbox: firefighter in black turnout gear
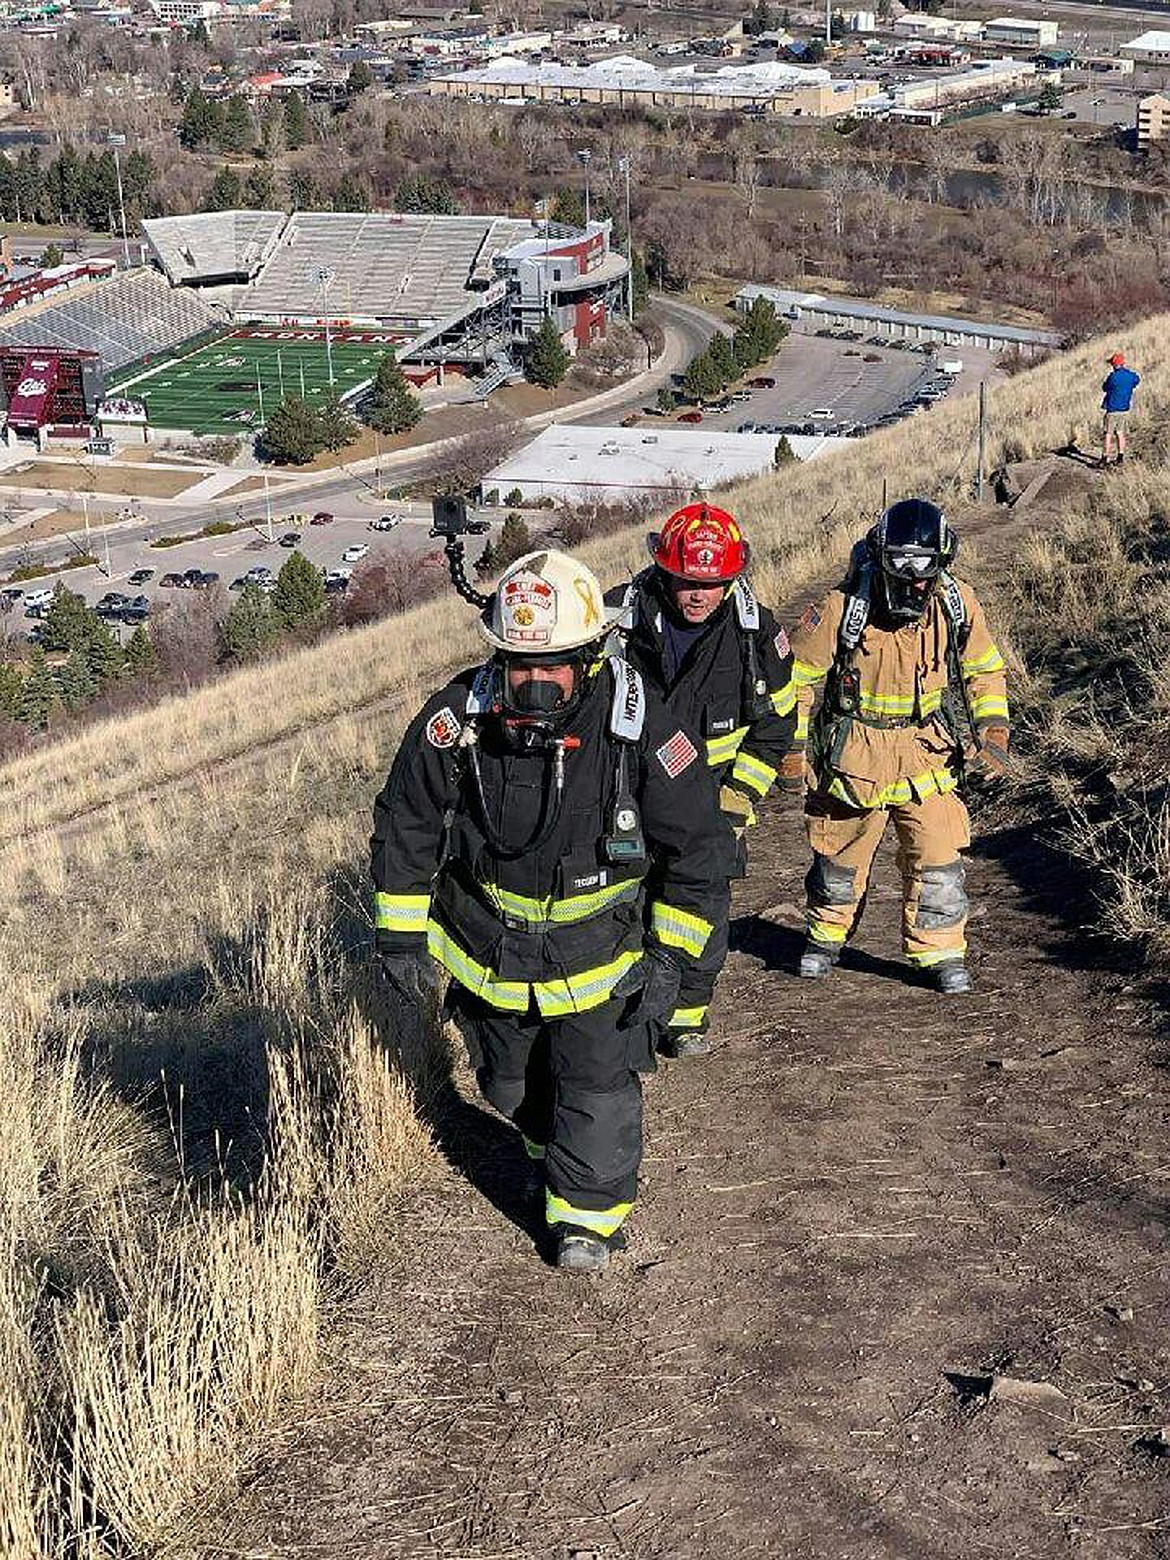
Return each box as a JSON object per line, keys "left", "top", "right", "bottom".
{"left": 371, "top": 549, "right": 733, "bottom": 1273}
{"left": 606, "top": 502, "right": 797, "bottom": 1057}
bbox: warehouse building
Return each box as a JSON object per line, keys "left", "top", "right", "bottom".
{"left": 1122, "top": 30, "right": 1170, "bottom": 65}
{"left": 480, "top": 425, "right": 840, "bottom": 505}
{"left": 984, "top": 15, "right": 1059, "bottom": 47}
{"left": 736, "top": 285, "right": 1061, "bottom": 355}
{"left": 430, "top": 55, "right": 881, "bottom": 116}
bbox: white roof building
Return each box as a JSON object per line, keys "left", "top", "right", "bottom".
{"left": 1121, "top": 30, "right": 1170, "bottom": 62}
{"left": 481, "top": 424, "right": 840, "bottom": 505}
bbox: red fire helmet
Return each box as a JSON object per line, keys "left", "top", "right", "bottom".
{"left": 650, "top": 502, "right": 749, "bottom": 583}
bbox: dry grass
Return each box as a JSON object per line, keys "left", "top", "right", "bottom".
{"left": 5, "top": 311, "right": 1170, "bottom": 1555}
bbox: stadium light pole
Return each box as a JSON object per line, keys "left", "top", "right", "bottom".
{"left": 617, "top": 155, "right": 633, "bottom": 323}
{"left": 576, "top": 149, "right": 592, "bottom": 228}
{"left": 314, "top": 265, "right": 336, "bottom": 387}
{"left": 108, "top": 133, "right": 131, "bottom": 269}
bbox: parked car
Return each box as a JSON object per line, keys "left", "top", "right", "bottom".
{"left": 731, "top": 390, "right": 753, "bottom": 404}
{"left": 181, "top": 568, "right": 205, "bottom": 588}
{"left": 677, "top": 410, "right": 703, "bottom": 424}
{"left": 310, "top": 510, "right": 334, "bottom": 526}
{"left": 369, "top": 515, "right": 402, "bottom": 532}
{"left": 341, "top": 544, "right": 369, "bottom": 564}
{"left": 193, "top": 571, "right": 220, "bottom": 588}
{"left": 863, "top": 353, "right": 881, "bottom": 363}
{"left": 128, "top": 568, "right": 154, "bottom": 586}
{"left": 245, "top": 565, "right": 274, "bottom": 583}
{"left": 705, "top": 399, "right": 733, "bottom": 414}
{"left": 278, "top": 531, "right": 302, "bottom": 547}
{"left": 0, "top": 586, "right": 23, "bottom": 606}
{"left": 810, "top": 407, "right": 835, "bottom": 420}
{"left": 159, "top": 572, "right": 184, "bottom": 588}
{"left": 23, "top": 586, "right": 55, "bottom": 609}
{"left": 466, "top": 519, "right": 491, "bottom": 535}
{"left": 229, "top": 576, "right": 249, "bottom": 591}
{"left": 736, "top": 421, "right": 757, "bottom": 434}
{"left": 96, "top": 592, "right": 130, "bottom": 617}
{"left": 749, "top": 376, "right": 777, "bottom": 389}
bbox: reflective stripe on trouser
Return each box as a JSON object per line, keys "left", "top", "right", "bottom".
{"left": 662, "top": 913, "right": 729, "bottom": 1037}
{"left": 804, "top": 789, "right": 972, "bottom": 963}
{"left": 449, "top": 987, "right": 649, "bottom": 1232}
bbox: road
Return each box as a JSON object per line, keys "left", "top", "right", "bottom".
{"left": 0, "top": 295, "right": 717, "bottom": 620}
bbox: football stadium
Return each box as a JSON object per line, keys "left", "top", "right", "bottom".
{"left": 0, "top": 209, "right": 629, "bottom": 443}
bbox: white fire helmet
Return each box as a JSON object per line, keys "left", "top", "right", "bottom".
{"left": 478, "top": 549, "right": 623, "bottom": 656}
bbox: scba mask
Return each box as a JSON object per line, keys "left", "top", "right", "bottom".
{"left": 498, "top": 653, "right": 591, "bottom": 741}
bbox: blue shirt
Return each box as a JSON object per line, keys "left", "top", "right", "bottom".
{"left": 1102, "top": 366, "right": 1140, "bottom": 412}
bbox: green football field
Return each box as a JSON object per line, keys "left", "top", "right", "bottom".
{"left": 110, "top": 332, "right": 384, "bottom": 436}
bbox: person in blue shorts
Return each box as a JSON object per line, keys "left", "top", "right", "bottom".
{"left": 1101, "top": 352, "right": 1140, "bottom": 468}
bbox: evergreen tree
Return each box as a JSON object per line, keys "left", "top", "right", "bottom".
{"left": 496, "top": 512, "right": 531, "bottom": 569}
{"left": 0, "top": 661, "right": 21, "bottom": 719}
{"left": 287, "top": 167, "right": 317, "bottom": 210}
{"left": 316, "top": 393, "right": 357, "bottom": 451}
{"left": 550, "top": 187, "right": 585, "bottom": 227}
{"left": 244, "top": 163, "right": 277, "bottom": 209}
{"left": 346, "top": 59, "right": 375, "bottom": 95}
{"left": 260, "top": 394, "right": 323, "bottom": 464}
{"left": 272, "top": 550, "right": 325, "bottom": 630}
{"left": 394, "top": 174, "right": 459, "bottom": 215}
{"left": 17, "top": 648, "right": 57, "bottom": 729}
{"left": 40, "top": 584, "right": 94, "bottom": 652}
{"left": 526, "top": 315, "right": 570, "bottom": 389}
{"left": 283, "top": 91, "right": 308, "bottom": 149}
{"left": 260, "top": 98, "right": 285, "bottom": 158}
{"left": 681, "top": 349, "right": 723, "bottom": 402}
{"left": 1038, "top": 81, "right": 1063, "bottom": 113}
{"left": 204, "top": 165, "right": 242, "bottom": 212}
{"left": 708, "top": 332, "right": 738, "bottom": 386}
{"left": 333, "top": 173, "right": 370, "bottom": 212}
{"left": 774, "top": 435, "right": 796, "bottom": 465}
{"left": 39, "top": 240, "right": 63, "bottom": 268}
{"left": 179, "top": 85, "right": 215, "bottom": 149}
{"left": 125, "top": 624, "right": 158, "bottom": 676}
{"left": 81, "top": 618, "right": 125, "bottom": 688}
{"left": 55, "top": 649, "right": 97, "bottom": 711}
{"left": 365, "top": 348, "right": 422, "bottom": 434}
{"left": 220, "top": 94, "right": 253, "bottom": 154}
{"left": 223, "top": 584, "right": 278, "bottom": 659}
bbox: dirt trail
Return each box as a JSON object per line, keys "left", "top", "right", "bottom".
{"left": 212, "top": 477, "right": 1170, "bottom": 1560}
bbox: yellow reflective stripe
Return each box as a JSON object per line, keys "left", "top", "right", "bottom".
{"left": 374, "top": 892, "right": 430, "bottom": 932}
{"left": 486, "top": 878, "right": 639, "bottom": 926}
{"left": 907, "top": 943, "right": 968, "bottom": 967}
{"left": 731, "top": 749, "right": 778, "bottom": 797}
{"left": 546, "top": 1191, "right": 633, "bottom": 1237}
{"left": 858, "top": 690, "right": 915, "bottom": 714}
{"left": 667, "top": 1004, "right": 708, "bottom": 1028}
{"left": 706, "top": 727, "right": 748, "bottom": 766}
{"left": 649, "top": 901, "right": 713, "bottom": 957}
{"left": 534, "top": 949, "right": 641, "bottom": 1018}
{"left": 962, "top": 644, "right": 1006, "bottom": 676}
{"left": 795, "top": 714, "right": 810, "bottom": 741}
{"left": 771, "top": 682, "right": 797, "bottom": 716}
{"left": 971, "top": 695, "right": 1009, "bottom": 721}
{"left": 826, "top": 766, "right": 959, "bottom": 810}
{"left": 808, "top": 919, "right": 848, "bottom": 945}
{"left": 793, "top": 658, "right": 827, "bottom": 687}
{"left": 425, "top": 921, "right": 528, "bottom": 1012}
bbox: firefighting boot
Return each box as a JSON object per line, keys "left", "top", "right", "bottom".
{"left": 799, "top": 941, "right": 838, "bottom": 980}
{"left": 659, "top": 1030, "right": 714, "bottom": 1059}
{"left": 933, "top": 959, "right": 973, "bottom": 996}
{"left": 555, "top": 1226, "right": 610, "bottom": 1272}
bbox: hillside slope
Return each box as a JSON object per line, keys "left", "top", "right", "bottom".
{"left": 4, "top": 320, "right": 1169, "bottom": 1557}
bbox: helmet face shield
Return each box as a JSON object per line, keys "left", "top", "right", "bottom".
{"left": 872, "top": 498, "right": 951, "bottom": 622}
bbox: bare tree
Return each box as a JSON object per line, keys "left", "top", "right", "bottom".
{"left": 419, "top": 419, "right": 524, "bottom": 498}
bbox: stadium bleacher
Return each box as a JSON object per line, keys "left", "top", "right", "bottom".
{"left": 238, "top": 212, "right": 537, "bottom": 327}
{"left": 0, "top": 269, "right": 221, "bottom": 375}
{"left": 143, "top": 210, "right": 288, "bottom": 285}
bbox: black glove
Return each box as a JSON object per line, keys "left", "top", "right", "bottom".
{"left": 375, "top": 947, "right": 434, "bottom": 1005}
{"left": 612, "top": 944, "right": 683, "bottom": 1032}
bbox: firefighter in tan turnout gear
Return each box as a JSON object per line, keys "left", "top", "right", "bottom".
{"left": 371, "top": 549, "right": 733, "bottom": 1273}
{"left": 783, "top": 499, "right": 1009, "bottom": 994}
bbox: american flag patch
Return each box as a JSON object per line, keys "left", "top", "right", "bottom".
{"left": 774, "top": 627, "right": 790, "bottom": 657}
{"left": 656, "top": 729, "right": 698, "bottom": 779}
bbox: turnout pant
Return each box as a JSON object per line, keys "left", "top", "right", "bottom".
{"left": 804, "top": 789, "right": 971, "bottom": 968}
{"left": 452, "top": 989, "right": 653, "bottom": 1239}
{"left": 663, "top": 913, "right": 728, "bottom": 1039}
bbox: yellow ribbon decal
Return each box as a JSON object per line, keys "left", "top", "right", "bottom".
{"left": 574, "top": 576, "right": 600, "bottom": 627}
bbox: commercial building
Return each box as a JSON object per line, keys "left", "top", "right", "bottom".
{"left": 984, "top": 16, "right": 1059, "bottom": 48}
{"left": 480, "top": 425, "right": 839, "bottom": 505}
{"left": 1137, "top": 92, "right": 1170, "bottom": 147}
{"left": 430, "top": 55, "right": 881, "bottom": 116}
{"left": 1121, "top": 31, "right": 1170, "bottom": 66}
{"left": 855, "top": 56, "right": 1045, "bottom": 119}
{"left": 735, "top": 285, "right": 1061, "bottom": 355}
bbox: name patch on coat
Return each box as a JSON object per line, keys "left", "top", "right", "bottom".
{"left": 426, "top": 706, "right": 461, "bottom": 748}
{"left": 656, "top": 729, "right": 699, "bottom": 778}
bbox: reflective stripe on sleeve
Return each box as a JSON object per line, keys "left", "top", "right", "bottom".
{"left": 971, "top": 694, "right": 1010, "bottom": 722}
{"left": 649, "top": 900, "right": 713, "bottom": 958}
{"left": 771, "top": 682, "right": 797, "bottom": 716}
{"left": 546, "top": 1191, "right": 633, "bottom": 1237}
{"left": 961, "top": 643, "right": 1007, "bottom": 676}
{"left": 374, "top": 891, "right": 430, "bottom": 933}
{"left": 731, "top": 748, "right": 778, "bottom": 797}
{"left": 795, "top": 713, "right": 810, "bottom": 742}
{"left": 706, "top": 726, "right": 748, "bottom": 767}
{"left": 793, "top": 658, "right": 828, "bottom": 687}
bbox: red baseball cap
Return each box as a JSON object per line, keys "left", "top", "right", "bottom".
{"left": 1109, "top": 352, "right": 1126, "bottom": 366}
